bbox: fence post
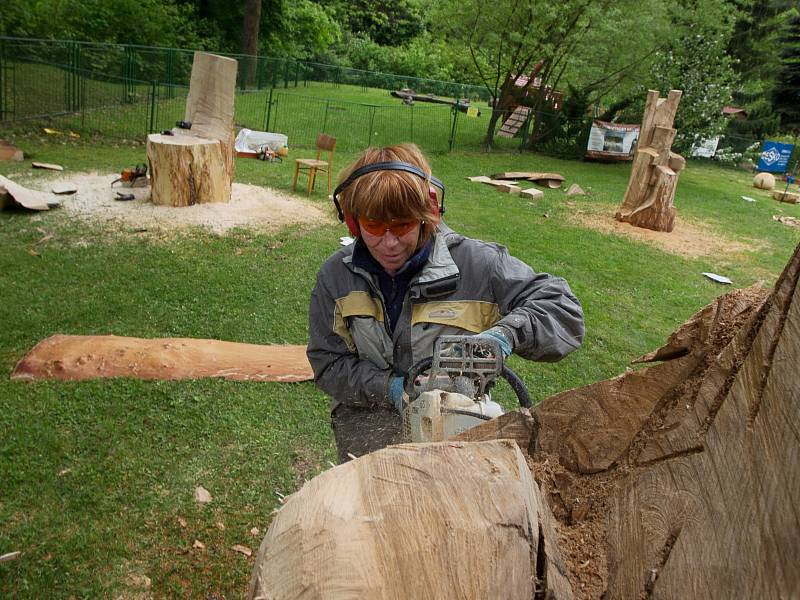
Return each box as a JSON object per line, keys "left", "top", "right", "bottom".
{"left": 323, "top": 100, "right": 330, "bottom": 134}
{"left": 294, "top": 61, "right": 299, "bottom": 87}
{"left": 167, "top": 48, "right": 175, "bottom": 99}
{"left": 148, "top": 81, "right": 157, "bottom": 135}
{"left": 367, "top": 105, "right": 376, "bottom": 147}
{"left": 263, "top": 87, "right": 273, "bottom": 131}
{"left": 0, "top": 38, "right": 6, "bottom": 121}
{"left": 283, "top": 59, "right": 289, "bottom": 89}
{"left": 448, "top": 106, "right": 459, "bottom": 152}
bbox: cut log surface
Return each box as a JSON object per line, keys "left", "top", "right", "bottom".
{"left": 606, "top": 243, "right": 800, "bottom": 599}
{"left": 147, "top": 133, "right": 230, "bottom": 206}
{"left": 11, "top": 334, "right": 313, "bottom": 382}
{"left": 248, "top": 440, "right": 573, "bottom": 600}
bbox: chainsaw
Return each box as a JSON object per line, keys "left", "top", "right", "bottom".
{"left": 111, "top": 164, "right": 148, "bottom": 188}
{"left": 403, "top": 335, "right": 531, "bottom": 443}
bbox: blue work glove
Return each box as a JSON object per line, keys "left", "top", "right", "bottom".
{"left": 388, "top": 375, "right": 406, "bottom": 412}
{"left": 474, "top": 327, "right": 513, "bottom": 358}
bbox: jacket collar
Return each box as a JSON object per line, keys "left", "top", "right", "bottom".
{"left": 343, "top": 223, "right": 460, "bottom": 289}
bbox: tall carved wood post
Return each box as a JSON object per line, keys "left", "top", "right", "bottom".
{"left": 615, "top": 90, "right": 684, "bottom": 232}
{"left": 147, "top": 52, "right": 238, "bottom": 207}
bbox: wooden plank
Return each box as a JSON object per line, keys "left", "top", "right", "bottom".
{"left": 11, "top": 334, "right": 313, "bottom": 382}
{"left": 248, "top": 440, "right": 574, "bottom": 600}
{"left": 606, "top": 243, "right": 800, "bottom": 599}
{"left": 492, "top": 172, "right": 565, "bottom": 182}
{"left": 0, "top": 174, "right": 58, "bottom": 211}
{"left": 184, "top": 52, "right": 238, "bottom": 145}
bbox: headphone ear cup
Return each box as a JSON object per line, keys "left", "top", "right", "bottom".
{"left": 344, "top": 213, "right": 360, "bottom": 237}
{"left": 429, "top": 185, "right": 441, "bottom": 219}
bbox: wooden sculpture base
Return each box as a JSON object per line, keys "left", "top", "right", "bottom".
{"left": 146, "top": 133, "right": 231, "bottom": 206}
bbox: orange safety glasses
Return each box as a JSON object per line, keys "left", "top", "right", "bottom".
{"left": 357, "top": 216, "right": 421, "bottom": 237}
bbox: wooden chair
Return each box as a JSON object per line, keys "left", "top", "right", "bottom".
{"left": 292, "top": 134, "right": 336, "bottom": 195}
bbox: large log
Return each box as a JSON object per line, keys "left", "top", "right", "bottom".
{"left": 248, "top": 440, "right": 573, "bottom": 600}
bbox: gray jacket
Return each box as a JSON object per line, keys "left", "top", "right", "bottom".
{"left": 307, "top": 224, "right": 584, "bottom": 409}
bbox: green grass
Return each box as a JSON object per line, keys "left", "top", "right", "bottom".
{"left": 1, "top": 135, "right": 799, "bottom": 598}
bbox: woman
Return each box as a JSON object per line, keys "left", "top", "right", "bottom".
{"left": 307, "top": 144, "right": 584, "bottom": 462}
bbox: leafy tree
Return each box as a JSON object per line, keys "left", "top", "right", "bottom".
{"left": 320, "top": 0, "right": 425, "bottom": 47}
{"left": 433, "top": 0, "right": 674, "bottom": 148}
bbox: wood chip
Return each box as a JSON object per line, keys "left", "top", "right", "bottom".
{"left": 520, "top": 188, "right": 544, "bottom": 200}
{"left": 250, "top": 527, "right": 260, "bottom": 536}
{"left": 566, "top": 184, "right": 586, "bottom": 196}
{"left": 32, "top": 162, "right": 64, "bottom": 171}
{"left": 192, "top": 540, "right": 206, "bottom": 550}
{"left": 0, "top": 551, "right": 21, "bottom": 563}
{"left": 215, "top": 521, "right": 225, "bottom": 530}
{"left": 232, "top": 544, "right": 253, "bottom": 557}
{"left": 195, "top": 485, "right": 212, "bottom": 504}
{"left": 51, "top": 182, "right": 78, "bottom": 195}
{"left": 177, "top": 517, "right": 187, "bottom": 528}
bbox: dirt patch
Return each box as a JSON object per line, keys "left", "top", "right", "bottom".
{"left": 567, "top": 203, "right": 758, "bottom": 258}
{"left": 28, "top": 172, "right": 332, "bottom": 234}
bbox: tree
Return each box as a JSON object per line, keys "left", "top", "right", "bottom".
{"left": 774, "top": 11, "right": 800, "bottom": 131}
{"left": 241, "top": 0, "right": 262, "bottom": 87}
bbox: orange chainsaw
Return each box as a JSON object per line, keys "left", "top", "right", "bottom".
{"left": 111, "top": 164, "right": 148, "bottom": 187}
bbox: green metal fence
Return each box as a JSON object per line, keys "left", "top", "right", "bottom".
{"left": 0, "top": 36, "right": 596, "bottom": 157}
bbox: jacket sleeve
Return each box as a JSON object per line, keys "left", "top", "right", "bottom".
{"left": 489, "top": 247, "right": 584, "bottom": 362}
{"left": 306, "top": 271, "right": 393, "bottom": 409}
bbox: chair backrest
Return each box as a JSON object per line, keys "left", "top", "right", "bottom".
{"left": 316, "top": 134, "right": 336, "bottom": 163}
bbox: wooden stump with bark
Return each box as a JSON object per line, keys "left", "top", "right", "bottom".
{"left": 615, "top": 90, "right": 684, "bottom": 232}
{"left": 147, "top": 133, "right": 230, "bottom": 206}
{"left": 146, "top": 52, "right": 237, "bottom": 207}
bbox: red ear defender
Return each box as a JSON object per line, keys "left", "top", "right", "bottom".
{"left": 331, "top": 161, "right": 446, "bottom": 238}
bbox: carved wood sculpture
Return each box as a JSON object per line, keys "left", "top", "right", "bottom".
{"left": 147, "top": 52, "right": 237, "bottom": 206}
{"left": 248, "top": 440, "right": 573, "bottom": 600}
{"left": 615, "top": 90, "right": 684, "bottom": 232}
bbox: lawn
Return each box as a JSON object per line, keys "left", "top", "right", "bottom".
{"left": 1, "top": 134, "right": 799, "bottom": 598}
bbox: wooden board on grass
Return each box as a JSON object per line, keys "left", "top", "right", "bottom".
{"left": 11, "top": 334, "right": 314, "bottom": 382}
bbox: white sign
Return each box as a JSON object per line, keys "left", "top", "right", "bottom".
{"left": 691, "top": 136, "right": 720, "bottom": 158}
{"left": 586, "top": 121, "right": 639, "bottom": 160}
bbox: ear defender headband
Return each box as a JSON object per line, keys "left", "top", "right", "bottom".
{"left": 332, "top": 161, "right": 446, "bottom": 237}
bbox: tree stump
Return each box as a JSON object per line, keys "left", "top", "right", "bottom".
{"left": 146, "top": 133, "right": 230, "bottom": 206}
{"left": 615, "top": 90, "right": 684, "bottom": 232}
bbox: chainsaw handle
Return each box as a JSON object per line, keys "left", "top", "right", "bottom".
{"left": 404, "top": 357, "right": 531, "bottom": 408}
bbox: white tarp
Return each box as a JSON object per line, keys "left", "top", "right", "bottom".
{"left": 234, "top": 129, "right": 288, "bottom": 154}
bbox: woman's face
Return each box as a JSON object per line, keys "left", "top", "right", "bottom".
{"left": 360, "top": 219, "right": 422, "bottom": 275}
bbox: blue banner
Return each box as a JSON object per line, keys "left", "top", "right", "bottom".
{"left": 758, "top": 141, "right": 794, "bottom": 173}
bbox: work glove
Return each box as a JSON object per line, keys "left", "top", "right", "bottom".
{"left": 388, "top": 375, "right": 406, "bottom": 412}
{"left": 474, "top": 326, "right": 513, "bottom": 358}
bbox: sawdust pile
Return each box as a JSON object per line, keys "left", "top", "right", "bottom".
{"left": 29, "top": 172, "right": 332, "bottom": 234}
{"left": 566, "top": 202, "right": 760, "bottom": 258}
